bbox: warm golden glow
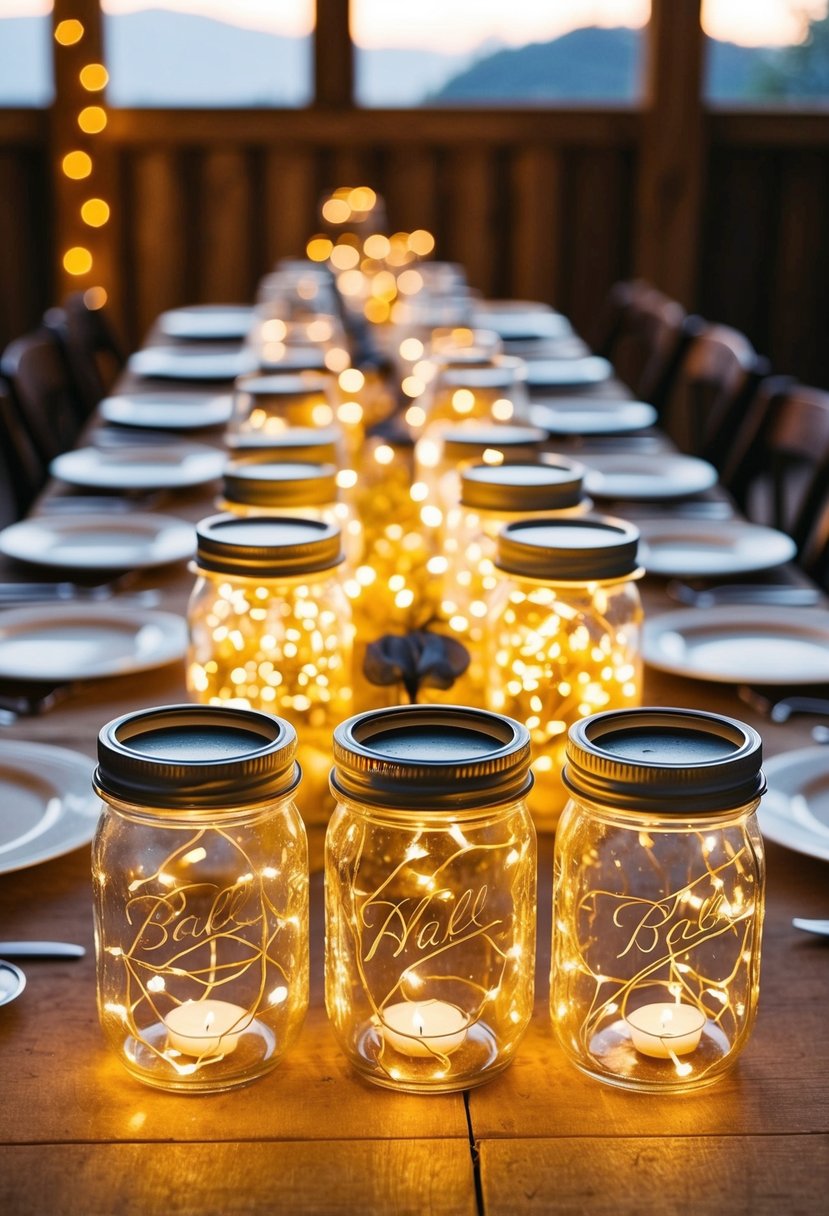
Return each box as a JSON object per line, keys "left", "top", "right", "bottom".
{"left": 78, "top": 105, "right": 107, "bottom": 134}
{"left": 55, "top": 18, "right": 84, "bottom": 45}
{"left": 408, "top": 229, "right": 436, "bottom": 256}
{"left": 81, "top": 197, "right": 110, "bottom": 226}
{"left": 63, "top": 246, "right": 93, "bottom": 275}
{"left": 62, "top": 150, "right": 93, "bottom": 180}
{"left": 306, "top": 235, "right": 333, "bottom": 262}
{"left": 80, "top": 62, "right": 109, "bottom": 90}
{"left": 322, "top": 198, "right": 351, "bottom": 224}
{"left": 84, "top": 285, "right": 108, "bottom": 309}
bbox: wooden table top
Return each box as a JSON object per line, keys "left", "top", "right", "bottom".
{"left": 0, "top": 350, "right": 827, "bottom": 1216}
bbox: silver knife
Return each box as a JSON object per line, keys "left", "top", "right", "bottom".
{"left": 792, "top": 919, "right": 829, "bottom": 937}
{"left": 0, "top": 942, "right": 86, "bottom": 959}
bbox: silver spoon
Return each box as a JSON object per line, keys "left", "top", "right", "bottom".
{"left": 0, "top": 960, "right": 26, "bottom": 1006}
{"left": 792, "top": 918, "right": 829, "bottom": 937}
{"left": 0, "top": 942, "right": 85, "bottom": 959}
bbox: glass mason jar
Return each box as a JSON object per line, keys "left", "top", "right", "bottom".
{"left": 419, "top": 355, "right": 531, "bottom": 432}
{"left": 226, "top": 424, "right": 346, "bottom": 469}
{"left": 219, "top": 460, "right": 363, "bottom": 566}
{"left": 441, "top": 460, "right": 589, "bottom": 705}
{"left": 551, "top": 707, "right": 766, "bottom": 1093}
{"left": 92, "top": 703, "right": 309, "bottom": 1093}
{"left": 228, "top": 371, "right": 340, "bottom": 442}
{"left": 325, "top": 705, "right": 536, "bottom": 1093}
{"left": 187, "top": 514, "right": 353, "bottom": 825}
{"left": 486, "top": 516, "right": 643, "bottom": 830}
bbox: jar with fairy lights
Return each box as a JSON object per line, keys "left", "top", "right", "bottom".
{"left": 325, "top": 705, "right": 536, "bottom": 1093}
{"left": 486, "top": 516, "right": 643, "bottom": 830}
{"left": 551, "top": 707, "right": 766, "bottom": 1093}
{"left": 218, "top": 461, "right": 363, "bottom": 566}
{"left": 93, "top": 704, "right": 308, "bottom": 1093}
{"left": 227, "top": 372, "right": 340, "bottom": 442}
{"left": 439, "top": 460, "right": 590, "bottom": 705}
{"left": 418, "top": 355, "right": 530, "bottom": 432}
{"left": 227, "top": 424, "right": 345, "bottom": 468}
{"left": 413, "top": 423, "right": 547, "bottom": 523}
{"left": 186, "top": 514, "right": 352, "bottom": 825}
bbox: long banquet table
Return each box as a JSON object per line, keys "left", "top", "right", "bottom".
{"left": 0, "top": 330, "right": 827, "bottom": 1216}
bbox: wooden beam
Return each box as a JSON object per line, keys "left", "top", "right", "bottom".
{"left": 314, "top": 0, "right": 353, "bottom": 108}
{"left": 634, "top": 0, "right": 705, "bottom": 307}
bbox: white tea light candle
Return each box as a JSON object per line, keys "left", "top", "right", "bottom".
{"left": 625, "top": 1003, "right": 705, "bottom": 1059}
{"left": 381, "top": 1000, "right": 468, "bottom": 1058}
{"left": 165, "top": 999, "right": 251, "bottom": 1057}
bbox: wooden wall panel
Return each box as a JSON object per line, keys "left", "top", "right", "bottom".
{"left": 0, "top": 144, "right": 52, "bottom": 349}
{"left": 508, "top": 147, "right": 563, "bottom": 307}
{"left": 263, "top": 148, "right": 320, "bottom": 268}
{"left": 129, "top": 150, "right": 190, "bottom": 340}
{"left": 380, "top": 148, "right": 441, "bottom": 238}
{"left": 443, "top": 147, "right": 501, "bottom": 298}
{"left": 197, "top": 149, "right": 258, "bottom": 303}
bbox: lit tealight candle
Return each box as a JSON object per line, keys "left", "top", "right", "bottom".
{"left": 625, "top": 1002, "right": 705, "bottom": 1060}
{"left": 381, "top": 1000, "right": 468, "bottom": 1058}
{"left": 164, "top": 999, "right": 251, "bottom": 1058}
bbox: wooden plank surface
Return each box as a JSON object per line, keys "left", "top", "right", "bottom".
{"left": 479, "top": 1136, "right": 829, "bottom": 1215}
{"left": 0, "top": 1141, "right": 477, "bottom": 1216}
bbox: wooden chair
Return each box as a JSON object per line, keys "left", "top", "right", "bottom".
{"left": 660, "top": 321, "right": 771, "bottom": 461}
{"left": 0, "top": 327, "right": 83, "bottom": 463}
{"left": 592, "top": 280, "right": 691, "bottom": 412}
{"left": 0, "top": 375, "right": 47, "bottom": 520}
{"left": 44, "top": 292, "right": 125, "bottom": 417}
{"left": 720, "top": 381, "right": 829, "bottom": 557}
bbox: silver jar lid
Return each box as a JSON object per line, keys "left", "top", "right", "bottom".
{"left": 95, "top": 703, "right": 299, "bottom": 810}
{"left": 195, "top": 513, "right": 343, "bottom": 577}
{"left": 227, "top": 425, "right": 342, "bottom": 464}
{"left": 441, "top": 424, "right": 546, "bottom": 462}
{"left": 563, "top": 707, "right": 765, "bottom": 814}
{"left": 460, "top": 459, "right": 585, "bottom": 512}
{"left": 234, "top": 372, "right": 331, "bottom": 401}
{"left": 331, "top": 705, "right": 532, "bottom": 810}
{"left": 496, "top": 515, "right": 639, "bottom": 581}
{"left": 223, "top": 461, "right": 338, "bottom": 508}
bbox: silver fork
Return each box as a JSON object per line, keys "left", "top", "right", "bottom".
{"left": 667, "top": 580, "right": 821, "bottom": 608}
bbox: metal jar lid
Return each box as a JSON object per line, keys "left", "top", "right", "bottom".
{"left": 460, "top": 459, "right": 585, "bottom": 513}
{"left": 226, "top": 425, "right": 342, "bottom": 464}
{"left": 496, "top": 515, "right": 639, "bottom": 581}
{"left": 563, "top": 707, "right": 765, "bottom": 814}
{"left": 441, "top": 424, "right": 546, "bottom": 462}
{"left": 195, "top": 513, "right": 343, "bottom": 577}
{"left": 95, "top": 703, "right": 299, "bottom": 811}
{"left": 234, "top": 372, "right": 331, "bottom": 402}
{"left": 331, "top": 705, "right": 532, "bottom": 811}
{"left": 223, "top": 461, "right": 338, "bottom": 509}
{"left": 438, "top": 355, "right": 528, "bottom": 389}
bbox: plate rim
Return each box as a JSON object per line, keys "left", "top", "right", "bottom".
{"left": 0, "top": 603, "right": 188, "bottom": 680}
{"left": 529, "top": 399, "right": 657, "bottom": 436}
{"left": 50, "top": 443, "right": 226, "bottom": 489}
{"left": 643, "top": 603, "right": 829, "bottom": 684}
{"left": 0, "top": 739, "right": 99, "bottom": 875}
{"left": 759, "top": 745, "right": 829, "bottom": 861}
{"left": 0, "top": 511, "right": 195, "bottom": 570}
{"left": 636, "top": 517, "right": 797, "bottom": 576}
{"left": 583, "top": 451, "right": 718, "bottom": 500}
{"left": 100, "top": 392, "right": 233, "bottom": 430}
{"left": 525, "top": 355, "right": 612, "bottom": 386}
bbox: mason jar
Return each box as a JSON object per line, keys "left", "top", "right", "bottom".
{"left": 325, "top": 705, "right": 536, "bottom": 1093}
{"left": 92, "top": 703, "right": 308, "bottom": 1093}
{"left": 187, "top": 514, "right": 352, "bottom": 825}
{"left": 551, "top": 707, "right": 766, "bottom": 1093}
{"left": 228, "top": 371, "right": 340, "bottom": 441}
{"left": 226, "top": 424, "right": 345, "bottom": 468}
{"left": 440, "top": 460, "right": 589, "bottom": 705}
{"left": 419, "top": 355, "right": 531, "bottom": 432}
{"left": 218, "top": 460, "right": 363, "bottom": 566}
{"left": 486, "top": 516, "right": 643, "bottom": 830}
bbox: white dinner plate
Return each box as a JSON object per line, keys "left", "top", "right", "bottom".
{"left": 524, "top": 356, "right": 613, "bottom": 388}
{"left": 0, "top": 741, "right": 100, "bottom": 875}
{"left": 158, "top": 304, "right": 256, "bottom": 341}
{"left": 529, "top": 398, "right": 657, "bottom": 436}
{"left": 471, "top": 303, "right": 572, "bottom": 342}
{"left": 128, "top": 345, "right": 256, "bottom": 381}
{"left": 51, "top": 443, "right": 226, "bottom": 490}
{"left": 0, "top": 513, "right": 195, "bottom": 572}
{"left": 582, "top": 452, "right": 719, "bottom": 500}
{"left": 636, "top": 518, "right": 797, "bottom": 577}
{"left": 100, "top": 391, "right": 233, "bottom": 430}
{"left": 643, "top": 605, "right": 829, "bottom": 684}
{"left": 759, "top": 747, "right": 829, "bottom": 861}
{"left": 0, "top": 604, "right": 187, "bottom": 681}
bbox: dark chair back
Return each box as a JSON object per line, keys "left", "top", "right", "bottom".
{"left": 0, "top": 327, "right": 83, "bottom": 462}
{"left": 593, "top": 281, "right": 691, "bottom": 413}
{"left": 44, "top": 292, "right": 125, "bottom": 417}
{"left": 0, "top": 375, "right": 47, "bottom": 520}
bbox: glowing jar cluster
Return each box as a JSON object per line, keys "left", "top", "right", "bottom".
{"left": 219, "top": 459, "right": 363, "bottom": 567}
{"left": 325, "top": 705, "right": 536, "bottom": 1093}
{"left": 441, "top": 459, "right": 590, "bottom": 704}
{"left": 486, "top": 516, "right": 643, "bottom": 829}
{"left": 92, "top": 704, "right": 309, "bottom": 1093}
{"left": 186, "top": 515, "right": 353, "bottom": 825}
{"left": 552, "top": 707, "right": 766, "bottom": 1093}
